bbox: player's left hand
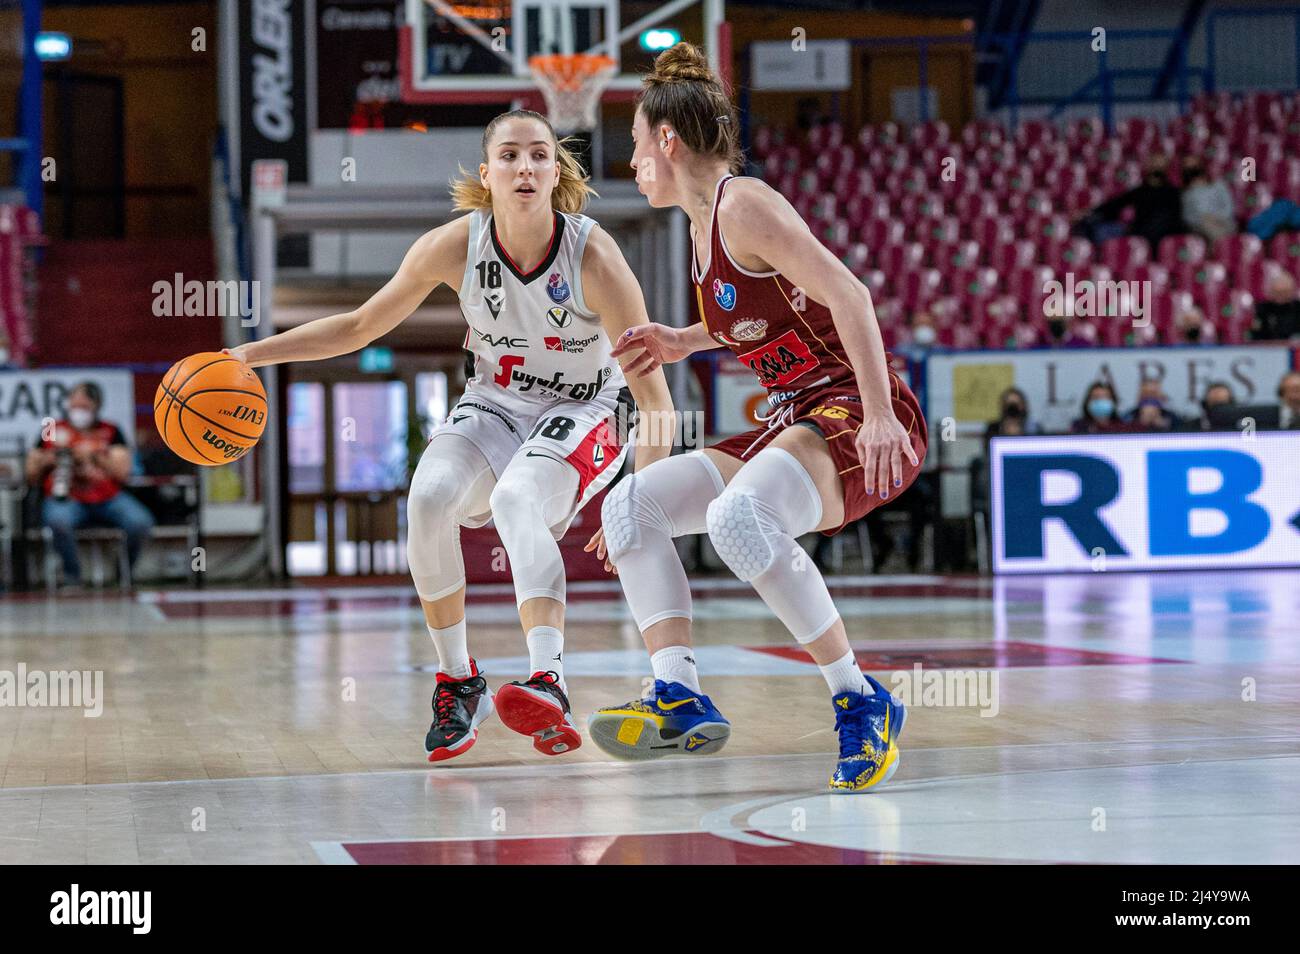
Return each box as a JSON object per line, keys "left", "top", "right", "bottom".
{"left": 854, "top": 409, "right": 918, "bottom": 499}
{"left": 583, "top": 527, "right": 617, "bottom": 575}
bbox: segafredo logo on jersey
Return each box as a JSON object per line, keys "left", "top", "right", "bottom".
{"left": 547, "top": 273, "right": 571, "bottom": 304}
{"left": 495, "top": 357, "right": 613, "bottom": 401}
{"left": 546, "top": 307, "right": 573, "bottom": 330}
{"left": 713, "top": 279, "right": 737, "bottom": 311}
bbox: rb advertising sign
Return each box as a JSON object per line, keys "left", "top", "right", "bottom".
{"left": 991, "top": 432, "right": 1300, "bottom": 573}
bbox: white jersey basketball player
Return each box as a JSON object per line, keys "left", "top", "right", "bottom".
{"left": 227, "top": 109, "right": 674, "bottom": 763}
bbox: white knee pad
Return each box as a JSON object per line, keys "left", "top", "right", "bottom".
{"left": 490, "top": 450, "right": 576, "bottom": 607}
{"left": 705, "top": 488, "right": 779, "bottom": 581}
{"left": 408, "top": 433, "right": 494, "bottom": 602}
{"left": 705, "top": 447, "right": 838, "bottom": 644}
{"left": 602, "top": 450, "right": 723, "bottom": 566}
{"left": 705, "top": 448, "right": 822, "bottom": 582}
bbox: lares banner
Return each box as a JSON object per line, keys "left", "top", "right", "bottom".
{"left": 927, "top": 346, "right": 1294, "bottom": 435}
{"left": 991, "top": 432, "right": 1300, "bottom": 573}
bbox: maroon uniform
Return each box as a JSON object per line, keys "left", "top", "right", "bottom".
{"left": 695, "top": 175, "right": 928, "bottom": 534}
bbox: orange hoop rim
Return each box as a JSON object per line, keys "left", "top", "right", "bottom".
{"left": 528, "top": 53, "right": 617, "bottom": 90}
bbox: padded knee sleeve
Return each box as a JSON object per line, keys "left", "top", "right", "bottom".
{"left": 705, "top": 448, "right": 822, "bottom": 582}
{"left": 600, "top": 450, "right": 724, "bottom": 633}
{"left": 602, "top": 450, "right": 723, "bottom": 566}
{"left": 705, "top": 447, "right": 839, "bottom": 644}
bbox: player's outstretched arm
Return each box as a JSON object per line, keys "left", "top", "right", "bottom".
{"left": 581, "top": 224, "right": 676, "bottom": 472}
{"left": 229, "top": 215, "right": 471, "bottom": 369}
{"left": 717, "top": 179, "right": 918, "bottom": 494}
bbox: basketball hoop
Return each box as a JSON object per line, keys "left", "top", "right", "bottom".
{"left": 529, "top": 53, "right": 618, "bottom": 134}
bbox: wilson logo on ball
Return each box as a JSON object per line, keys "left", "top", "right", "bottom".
{"left": 155, "top": 351, "right": 267, "bottom": 467}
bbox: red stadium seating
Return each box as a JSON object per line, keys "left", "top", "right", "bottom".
{"left": 749, "top": 98, "right": 1298, "bottom": 352}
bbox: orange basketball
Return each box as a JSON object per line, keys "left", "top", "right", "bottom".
{"left": 154, "top": 352, "right": 267, "bottom": 466}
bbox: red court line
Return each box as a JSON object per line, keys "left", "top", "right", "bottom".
{"left": 339, "top": 831, "right": 989, "bottom": 865}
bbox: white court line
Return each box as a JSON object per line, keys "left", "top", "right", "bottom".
{"left": 3, "top": 735, "right": 1296, "bottom": 795}
{"left": 309, "top": 841, "right": 358, "bottom": 865}
{"left": 135, "top": 575, "right": 959, "bottom": 604}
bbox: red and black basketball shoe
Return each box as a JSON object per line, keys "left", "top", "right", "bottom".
{"left": 494, "top": 671, "right": 582, "bottom": 756}
{"left": 425, "top": 662, "right": 494, "bottom": 763}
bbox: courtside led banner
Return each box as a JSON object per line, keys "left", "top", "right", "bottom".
{"left": 991, "top": 432, "right": 1300, "bottom": 574}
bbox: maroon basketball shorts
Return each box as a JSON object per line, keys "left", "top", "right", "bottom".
{"left": 707, "top": 373, "right": 928, "bottom": 535}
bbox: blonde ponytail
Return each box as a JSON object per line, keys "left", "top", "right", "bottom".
{"left": 450, "top": 110, "right": 598, "bottom": 213}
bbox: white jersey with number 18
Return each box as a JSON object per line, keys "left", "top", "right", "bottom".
{"left": 457, "top": 208, "right": 627, "bottom": 416}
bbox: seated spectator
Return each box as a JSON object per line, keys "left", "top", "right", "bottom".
{"left": 1180, "top": 157, "right": 1234, "bottom": 242}
{"left": 1125, "top": 378, "right": 1176, "bottom": 432}
{"left": 895, "top": 308, "right": 939, "bottom": 362}
{"left": 1046, "top": 313, "right": 1098, "bottom": 348}
{"left": 985, "top": 386, "right": 1042, "bottom": 444}
{"left": 1174, "top": 304, "right": 1216, "bottom": 345}
{"left": 1078, "top": 154, "right": 1184, "bottom": 250}
{"left": 1070, "top": 381, "right": 1134, "bottom": 434}
{"left": 24, "top": 382, "right": 154, "bottom": 588}
{"left": 1250, "top": 269, "right": 1300, "bottom": 341}
{"left": 1184, "top": 380, "right": 1237, "bottom": 431}
{"left": 1277, "top": 371, "right": 1300, "bottom": 430}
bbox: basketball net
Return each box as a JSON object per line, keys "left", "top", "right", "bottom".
{"left": 529, "top": 53, "right": 617, "bottom": 134}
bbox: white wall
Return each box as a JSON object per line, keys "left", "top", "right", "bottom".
{"left": 307, "top": 128, "right": 484, "bottom": 277}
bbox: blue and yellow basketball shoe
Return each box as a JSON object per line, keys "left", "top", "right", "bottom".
{"left": 587, "top": 680, "right": 730, "bottom": 761}
{"left": 829, "top": 674, "right": 906, "bottom": 793}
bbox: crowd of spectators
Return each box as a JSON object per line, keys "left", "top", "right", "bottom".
{"left": 979, "top": 372, "right": 1300, "bottom": 442}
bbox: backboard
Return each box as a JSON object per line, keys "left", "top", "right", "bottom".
{"left": 400, "top": 0, "right": 728, "bottom": 105}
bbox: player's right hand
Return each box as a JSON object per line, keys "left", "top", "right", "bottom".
{"left": 584, "top": 528, "right": 617, "bottom": 575}
{"left": 609, "top": 325, "right": 690, "bottom": 377}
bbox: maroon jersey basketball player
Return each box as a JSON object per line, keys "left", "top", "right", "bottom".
{"left": 585, "top": 42, "right": 926, "bottom": 793}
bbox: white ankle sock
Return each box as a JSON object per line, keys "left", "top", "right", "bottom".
{"left": 650, "top": 645, "right": 701, "bottom": 693}
{"left": 526, "top": 626, "right": 565, "bottom": 687}
{"left": 820, "top": 649, "right": 871, "bottom": 697}
{"left": 428, "top": 620, "right": 471, "bottom": 678}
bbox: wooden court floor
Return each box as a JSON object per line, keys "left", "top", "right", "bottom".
{"left": 0, "top": 571, "right": 1296, "bottom": 863}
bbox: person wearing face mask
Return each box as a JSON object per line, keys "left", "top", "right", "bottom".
{"left": 1179, "top": 380, "right": 1237, "bottom": 431}
{"left": 984, "top": 387, "right": 1041, "bottom": 445}
{"left": 895, "top": 309, "right": 939, "bottom": 363}
{"left": 1124, "top": 378, "right": 1176, "bottom": 432}
{"left": 25, "top": 382, "right": 154, "bottom": 588}
{"left": 1069, "top": 381, "right": 1134, "bottom": 434}
{"left": 1176, "top": 304, "right": 1215, "bottom": 345}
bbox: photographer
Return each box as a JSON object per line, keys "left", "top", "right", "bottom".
{"left": 24, "top": 382, "right": 154, "bottom": 587}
